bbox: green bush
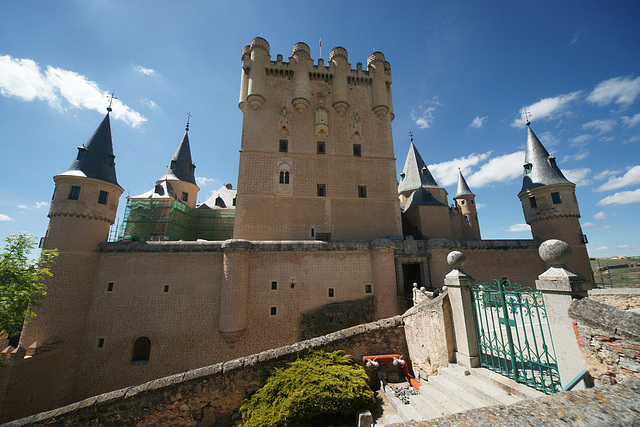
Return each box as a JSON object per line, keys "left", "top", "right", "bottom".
{"left": 240, "top": 350, "right": 375, "bottom": 427}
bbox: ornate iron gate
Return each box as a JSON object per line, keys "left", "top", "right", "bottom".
{"left": 470, "top": 279, "right": 561, "bottom": 393}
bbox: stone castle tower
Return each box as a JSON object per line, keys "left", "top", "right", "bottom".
{"left": 453, "top": 169, "right": 480, "bottom": 240}
{"left": 233, "top": 38, "right": 402, "bottom": 241}
{"left": 518, "top": 123, "right": 592, "bottom": 280}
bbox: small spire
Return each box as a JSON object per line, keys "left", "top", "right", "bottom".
{"left": 186, "top": 112, "right": 192, "bottom": 132}
{"left": 522, "top": 108, "right": 532, "bottom": 126}
{"left": 107, "top": 93, "right": 117, "bottom": 113}
{"left": 409, "top": 130, "right": 414, "bottom": 142}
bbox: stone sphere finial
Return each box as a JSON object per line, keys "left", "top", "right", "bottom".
{"left": 539, "top": 239, "right": 573, "bottom": 266}
{"left": 447, "top": 251, "right": 466, "bottom": 269}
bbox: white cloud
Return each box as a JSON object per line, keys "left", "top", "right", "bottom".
{"left": 469, "top": 116, "right": 487, "bottom": 129}
{"left": 563, "top": 168, "right": 591, "bottom": 186}
{"left": 570, "top": 29, "right": 583, "bottom": 45}
{"left": 597, "top": 188, "right": 640, "bottom": 206}
{"left": 0, "top": 55, "right": 146, "bottom": 128}
{"left": 596, "top": 165, "right": 640, "bottom": 192}
{"left": 196, "top": 177, "right": 220, "bottom": 187}
{"left": 569, "top": 134, "right": 593, "bottom": 147}
{"left": 134, "top": 65, "right": 157, "bottom": 76}
{"left": 428, "top": 152, "right": 491, "bottom": 187}
{"left": 506, "top": 224, "right": 531, "bottom": 232}
{"left": 587, "top": 75, "right": 640, "bottom": 107}
{"left": 16, "top": 202, "right": 48, "bottom": 210}
{"left": 619, "top": 244, "right": 630, "bottom": 248}
{"left": 512, "top": 92, "right": 581, "bottom": 128}
{"left": 539, "top": 131, "right": 561, "bottom": 147}
{"left": 17, "top": 204, "right": 28, "bottom": 209}
{"left": 593, "top": 211, "right": 607, "bottom": 220}
{"left": 582, "top": 222, "right": 596, "bottom": 227}
{"left": 595, "top": 169, "right": 621, "bottom": 180}
{"left": 621, "top": 113, "right": 640, "bottom": 128}
{"left": 141, "top": 98, "right": 160, "bottom": 110}
{"left": 561, "top": 151, "right": 589, "bottom": 163}
{"left": 411, "top": 97, "right": 441, "bottom": 129}
{"left": 596, "top": 246, "right": 608, "bottom": 251}
{"left": 0, "top": 214, "right": 13, "bottom": 222}
{"left": 467, "top": 151, "right": 524, "bottom": 188}
{"left": 582, "top": 119, "right": 616, "bottom": 133}
{"left": 625, "top": 135, "right": 640, "bottom": 144}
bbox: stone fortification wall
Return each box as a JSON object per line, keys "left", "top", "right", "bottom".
{"left": 6, "top": 316, "right": 409, "bottom": 426}
{"left": 568, "top": 297, "right": 640, "bottom": 386}
{"left": 588, "top": 287, "right": 640, "bottom": 310}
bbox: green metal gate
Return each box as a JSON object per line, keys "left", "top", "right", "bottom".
{"left": 470, "top": 279, "right": 561, "bottom": 394}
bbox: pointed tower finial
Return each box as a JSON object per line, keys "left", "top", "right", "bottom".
{"left": 409, "top": 130, "right": 414, "bottom": 142}
{"left": 522, "top": 108, "right": 532, "bottom": 126}
{"left": 107, "top": 93, "right": 117, "bottom": 112}
{"left": 186, "top": 112, "right": 192, "bottom": 132}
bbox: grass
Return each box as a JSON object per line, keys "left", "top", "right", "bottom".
{"left": 590, "top": 256, "right": 640, "bottom": 288}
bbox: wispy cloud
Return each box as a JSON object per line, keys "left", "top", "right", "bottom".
{"left": 561, "top": 150, "right": 589, "bottom": 163}
{"left": 467, "top": 151, "right": 524, "bottom": 188}
{"left": 0, "top": 214, "right": 13, "bottom": 222}
{"left": 0, "top": 55, "right": 146, "bottom": 128}
{"left": 563, "top": 168, "right": 591, "bottom": 186}
{"left": 196, "top": 177, "right": 221, "bottom": 187}
{"left": 593, "top": 211, "right": 607, "bottom": 220}
{"left": 17, "top": 202, "right": 48, "bottom": 210}
{"left": 428, "top": 152, "right": 492, "bottom": 187}
{"left": 595, "top": 169, "right": 621, "bottom": 180}
{"left": 141, "top": 98, "right": 160, "bottom": 110}
{"left": 411, "top": 97, "right": 441, "bottom": 129}
{"left": 506, "top": 224, "right": 530, "bottom": 232}
{"left": 582, "top": 222, "right": 596, "bottom": 227}
{"left": 597, "top": 188, "right": 640, "bottom": 206}
{"left": 570, "top": 29, "right": 583, "bottom": 45}
{"left": 469, "top": 116, "right": 487, "bottom": 129}
{"left": 596, "top": 165, "right": 640, "bottom": 192}
{"left": 582, "top": 119, "right": 616, "bottom": 133}
{"left": 512, "top": 92, "right": 581, "bottom": 128}
{"left": 569, "top": 134, "right": 593, "bottom": 147}
{"left": 134, "top": 65, "right": 157, "bottom": 76}
{"left": 621, "top": 113, "right": 640, "bottom": 128}
{"left": 587, "top": 75, "right": 640, "bottom": 107}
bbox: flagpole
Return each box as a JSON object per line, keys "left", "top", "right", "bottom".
{"left": 319, "top": 38, "right": 322, "bottom": 59}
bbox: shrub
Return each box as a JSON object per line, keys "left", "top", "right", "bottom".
{"left": 240, "top": 350, "right": 375, "bottom": 427}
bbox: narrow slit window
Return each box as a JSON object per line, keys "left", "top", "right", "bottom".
{"left": 182, "top": 192, "right": 189, "bottom": 202}
{"left": 163, "top": 285, "right": 170, "bottom": 293}
{"left": 271, "top": 281, "right": 278, "bottom": 290}
{"left": 529, "top": 196, "right": 537, "bottom": 208}
{"left": 270, "top": 306, "right": 277, "bottom": 315}
{"left": 97, "top": 338, "right": 105, "bottom": 348}
{"left": 365, "top": 284, "right": 372, "bottom": 294}
{"left": 279, "top": 139, "right": 288, "bottom": 153}
{"left": 328, "top": 288, "right": 335, "bottom": 298}
{"left": 317, "top": 141, "right": 325, "bottom": 154}
{"left": 106, "top": 282, "right": 114, "bottom": 292}
{"left": 353, "top": 144, "right": 361, "bottom": 157}
{"left": 317, "top": 184, "right": 326, "bottom": 197}
{"left": 358, "top": 185, "right": 367, "bottom": 198}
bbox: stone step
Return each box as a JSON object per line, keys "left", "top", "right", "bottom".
{"left": 389, "top": 396, "right": 422, "bottom": 422}
{"left": 408, "top": 393, "right": 445, "bottom": 420}
{"left": 427, "top": 374, "right": 492, "bottom": 411}
{"left": 465, "top": 366, "right": 546, "bottom": 400}
{"left": 418, "top": 383, "right": 466, "bottom": 415}
{"left": 382, "top": 413, "right": 403, "bottom": 425}
{"left": 441, "top": 366, "right": 521, "bottom": 406}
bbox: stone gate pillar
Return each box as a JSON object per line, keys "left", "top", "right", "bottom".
{"left": 444, "top": 251, "right": 480, "bottom": 368}
{"left": 535, "top": 239, "right": 591, "bottom": 390}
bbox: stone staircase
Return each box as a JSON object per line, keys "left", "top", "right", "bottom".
{"left": 376, "top": 365, "right": 545, "bottom": 426}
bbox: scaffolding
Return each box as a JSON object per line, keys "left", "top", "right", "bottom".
{"left": 117, "top": 198, "right": 235, "bottom": 242}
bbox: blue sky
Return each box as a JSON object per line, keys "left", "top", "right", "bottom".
{"left": 1, "top": 0, "right": 639, "bottom": 257}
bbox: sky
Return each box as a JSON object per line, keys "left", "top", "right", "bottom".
{"left": 1, "top": 0, "right": 639, "bottom": 258}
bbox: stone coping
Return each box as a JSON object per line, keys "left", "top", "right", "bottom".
{"left": 589, "top": 288, "right": 640, "bottom": 297}
{"left": 568, "top": 297, "right": 640, "bottom": 342}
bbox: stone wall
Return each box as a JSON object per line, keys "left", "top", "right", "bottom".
{"left": 588, "top": 288, "right": 640, "bottom": 310}
{"left": 568, "top": 297, "right": 640, "bottom": 386}
{"left": 6, "top": 316, "right": 408, "bottom": 426}
{"left": 300, "top": 296, "right": 376, "bottom": 340}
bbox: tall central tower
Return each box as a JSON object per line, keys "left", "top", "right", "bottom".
{"left": 233, "top": 38, "right": 402, "bottom": 241}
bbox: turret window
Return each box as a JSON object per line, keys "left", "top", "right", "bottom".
{"left": 68, "top": 186, "right": 81, "bottom": 200}
{"left": 98, "top": 190, "right": 109, "bottom": 205}
{"left": 106, "top": 154, "right": 115, "bottom": 167}
{"left": 170, "top": 160, "right": 176, "bottom": 169}
{"left": 460, "top": 200, "right": 465, "bottom": 205}
{"left": 529, "top": 196, "right": 537, "bottom": 208}
{"left": 551, "top": 192, "right": 562, "bottom": 204}
{"left": 549, "top": 157, "right": 557, "bottom": 168}
{"left": 471, "top": 199, "right": 475, "bottom": 205}
{"left": 182, "top": 192, "right": 189, "bottom": 202}
{"left": 524, "top": 163, "right": 532, "bottom": 175}
{"left": 76, "top": 146, "right": 88, "bottom": 160}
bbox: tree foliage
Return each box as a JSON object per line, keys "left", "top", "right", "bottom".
{"left": 0, "top": 233, "right": 57, "bottom": 336}
{"left": 240, "top": 350, "right": 375, "bottom": 427}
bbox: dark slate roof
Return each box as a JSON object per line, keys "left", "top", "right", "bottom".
{"left": 61, "top": 113, "right": 120, "bottom": 186}
{"left": 402, "top": 186, "right": 448, "bottom": 213}
{"left": 398, "top": 143, "right": 440, "bottom": 193}
{"left": 160, "top": 132, "right": 197, "bottom": 185}
{"left": 454, "top": 169, "right": 475, "bottom": 198}
{"left": 520, "top": 126, "right": 573, "bottom": 194}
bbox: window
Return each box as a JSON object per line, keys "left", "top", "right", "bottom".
{"left": 365, "top": 284, "right": 372, "bottom": 294}
{"left": 317, "top": 141, "right": 325, "bottom": 154}
{"left": 170, "top": 160, "right": 176, "bottom": 169}
{"left": 529, "top": 196, "right": 537, "bottom": 209}
{"left": 232, "top": 197, "right": 237, "bottom": 206}
{"left": 270, "top": 306, "right": 277, "bottom": 316}
{"left": 68, "top": 186, "right": 81, "bottom": 200}
{"left": 182, "top": 192, "right": 189, "bottom": 202}
{"left": 464, "top": 215, "right": 469, "bottom": 222}
{"left": 97, "top": 338, "right": 105, "bottom": 348}
{"left": 271, "top": 281, "right": 278, "bottom": 290}
{"left": 279, "top": 171, "right": 290, "bottom": 184}
{"left": 215, "top": 197, "right": 225, "bottom": 208}
{"left": 76, "top": 147, "right": 87, "bottom": 160}
{"left": 98, "top": 190, "right": 108, "bottom": 205}
{"left": 131, "top": 337, "right": 151, "bottom": 362}
{"left": 460, "top": 200, "right": 465, "bottom": 205}
{"left": 549, "top": 157, "right": 557, "bottom": 168}
{"left": 317, "top": 184, "right": 326, "bottom": 197}
{"left": 426, "top": 192, "right": 433, "bottom": 202}
{"left": 358, "top": 185, "right": 367, "bottom": 198}
{"left": 524, "top": 163, "right": 532, "bottom": 175}
{"left": 551, "top": 192, "right": 562, "bottom": 204}
{"left": 328, "top": 288, "right": 335, "bottom": 298}
{"left": 310, "top": 226, "right": 315, "bottom": 238}
{"left": 106, "top": 282, "right": 114, "bottom": 292}
{"left": 353, "top": 144, "right": 361, "bottom": 157}
{"left": 471, "top": 199, "right": 475, "bottom": 205}
{"left": 163, "top": 285, "right": 170, "bottom": 293}
{"left": 106, "top": 154, "right": 115, "bottom": 167}
{"left": 279, "top": 139, "right": 288, "bottom": 153}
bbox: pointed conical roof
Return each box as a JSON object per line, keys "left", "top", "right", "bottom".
{"left": 398, "top": 143, "right": 439, "bottom": 193}
{"left": 519, "top": 125, "right": 572, "bottom": 194}
{"left": 160, "top": 131, "right": 196, "bottom": 185}
{"left": 454, "top": 169, "right": 475, "bottom": 198}
{"left": 402, "top": 186, "right": 448, "bottom": 213}
{"left": 61, "top": 113, "right": 120, "bottom": 186}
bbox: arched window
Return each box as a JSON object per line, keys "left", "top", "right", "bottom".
{"left": 279, "top": 171, "right": 290, "bottom": 184}
{"left": 131, "top": 336, "right": 151, "bottom": 362}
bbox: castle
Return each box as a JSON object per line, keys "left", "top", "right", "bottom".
{"left": 0, "top": 37, "right": 591, "bottom": 422}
